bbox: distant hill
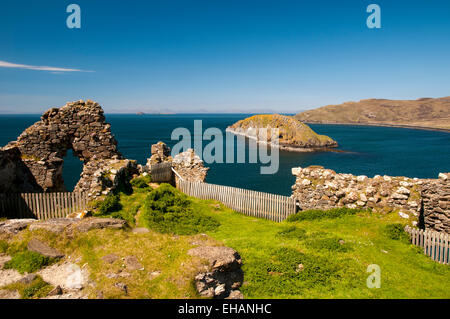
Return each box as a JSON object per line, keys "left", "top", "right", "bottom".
{"left": 227, "top": 114, "right": 338, "bottom": 151}
{"left": 295, "top": 97, "right": 450, "bottom": 131}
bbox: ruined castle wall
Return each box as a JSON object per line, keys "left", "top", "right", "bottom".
{"left": 291, "top": 166, "right": 450, "bottom": 233}
{"left": 145, "top": 142, "right": 208, "bottom": 183}
{"left": 1, "top": 100, "right": 122, "bottom": 192}
{"left": 421, "top": 174, "right": 450, "bottom": 233}
{"left": 0, "top": 148, "right": 42, "bottom": 193}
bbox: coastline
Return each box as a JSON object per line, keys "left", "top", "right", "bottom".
{"left": 302, "top": 121, "right": 450, "bottom": 133}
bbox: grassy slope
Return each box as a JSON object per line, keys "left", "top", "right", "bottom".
{"left": 191, "top": 199, "right": 450, "bottom": 299}
{"left": 295, "top": 97, "right": 450, "bottom": 130}
{"left": 4, "top": 185, "right": 448, "bottom": 299}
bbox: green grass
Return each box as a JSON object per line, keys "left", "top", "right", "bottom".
{"left": 3, "top": 250, "right": 54, "bottom": 274}
{"left": 16, "top": 182, "right": 445, "bottom": 299}
{"left": 139, "top": 184, "right": 220, "bottom": 235}
{"left": 286, "top": 207, "right": 363, "bottom": 222}
{"left": 130, "top": 175, "right": 152, "bottom": 189}
{"left": 3, "top": 275, "right": 52, "bottom": 299}
{"left": 184, "top": 199, "right": 450, "bottom": 298}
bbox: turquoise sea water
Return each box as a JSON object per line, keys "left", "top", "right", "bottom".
{"left": 1, "top": 114, "right": 449, "bottom": 196}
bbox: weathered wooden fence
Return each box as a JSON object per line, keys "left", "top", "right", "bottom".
{"left": 0, "top": 192, "right": 88, "bottom": 220}
{"left": 177, "top": 180, "right": 297, "bottom": 222}
{"left": 405, "top": 226, "right": 449, "bottom": 265}
{"left": 150, "top": 162, "right": 173, "bottom": 183}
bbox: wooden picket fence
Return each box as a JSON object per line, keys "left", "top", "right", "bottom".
{"left": 150, "top": 162, "right": 173, "bottom": 183}
{"left": 0, "top": 192, "right": 88, "bottom": 220}
{"left": 177, "top": 180, "right": 297, "bottom": 222}
{"left": 404, "top": 225, "right": 449, "bottom": 265}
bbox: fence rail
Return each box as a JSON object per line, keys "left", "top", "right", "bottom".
{"left": 0, "top": 192, "right": 88, "bottom": 220}
{"left": 405, "top": 225, "right": 449, "bottom": 265}
{"left": 150, "top": 162, "right": 174, "bottom": 183}
{"left": 177, "top": 180, "right": 296, "bottom": 222}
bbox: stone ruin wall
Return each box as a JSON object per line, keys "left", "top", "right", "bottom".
{"left": 146, "top": 141, "right": 209, "bottom": 183}
{"left": 291, "top": 166, "right": 450, "bottom": 234}
{"left": 0, "top": 100, "right": 137, "bottom": 196}
{"left": 0, "top": 147, "right": 41, "bottom": 193}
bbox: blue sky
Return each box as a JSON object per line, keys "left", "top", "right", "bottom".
{"left": 1, "top": 0, "right": 450, "bottom": 113}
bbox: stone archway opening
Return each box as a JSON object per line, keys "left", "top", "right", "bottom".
{"left": 62, "top": 149, "right": 84, "bottom": 191}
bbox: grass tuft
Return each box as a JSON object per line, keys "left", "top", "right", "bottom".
{"left": 384, "top": 223, "right": 410, "bottom": 242}
{"left": 286, "top": 207, "right": 364, "bottom": 222}
{"left": 130, "top": 175, "right": 152, "bottom": 189}
{"left": 3, "top": 251, "right": 53, "bottom": 274}
{"left": 276, "top": 226, "right": 307, "bottom": 240}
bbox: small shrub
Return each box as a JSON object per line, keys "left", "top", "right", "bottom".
{"left": 21, "top": 276, "right": 52, "bottom": 299}
{"left": 131, "top": 175, "right": 152, "bottom": 189}
{"left": 3, "top": 251, "right": 52, "bottom": 274}
{"left": 0, "top": 239, "right": 8, "bottom": 253}
{"left": 306, "top": 237, "right": 351, "bottom": 252}
{"left": 276, "top": 226, "right": 307, "bottom": 240}
{"left": 140, "top": 183, "right": 220, "bottom": 235}
{"left": 384, "top": 223, "right": 409, "bottom": 241}
{"left": 4, "top": 275, "right": 52, "bottom": 299}
{"left": 92, "top": 194, "right": 122, "bottom": 215}
{"left": 286, "top": 207, "right": 363, "bottom": 222}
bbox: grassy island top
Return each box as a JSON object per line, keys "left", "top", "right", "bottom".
{"left": 228, "top": 114, "right": 338, "bottom": 149}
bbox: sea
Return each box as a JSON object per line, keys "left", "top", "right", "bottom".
{"left": 1, "top": 114, "right": 449, "bottom": 196}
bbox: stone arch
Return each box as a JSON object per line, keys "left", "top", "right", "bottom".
{"left": 2, "top": 100, "right": 122, "bottom": 192}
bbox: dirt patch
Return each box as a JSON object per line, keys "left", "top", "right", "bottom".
{"left": 0, "top": 269, "right": 23, "bottom": 287}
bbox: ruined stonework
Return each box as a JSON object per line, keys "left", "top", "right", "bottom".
{"left": 291, "top": 166, "right": 450, "bottom": 233}
{"left": 0, "top": 148, "right": 41, "bottom": 193}
{"left": 74, "top": 158, "right": 138, "bottom": 198}
{"left": 172, "top": 149, "right": 209, "bottom": 182}
{"left": 145, "top": 142, "right": 209, "bottom": 183}
{"left": 147, "top": 141, "right": 172, "bottom": 167}
{"left": 421, "top": 173, "right": 450, "bottom": 233}
{"left": 1, "top": 100, "right": 122, "bottom": 192}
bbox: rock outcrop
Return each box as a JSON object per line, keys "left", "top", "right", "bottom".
{"left": 27, "top": 238, "right": 65, "bottom": 258}
{"left": 188, "top": 246, "right": 244, "bottom": 299}
{"left": 172, "top": 149, "right": 209, "bottom": 182}
{"left": 1, "top": 100, "right": 122, "bottom": 193}
{"left": 291, "top": 166, "right": 450, "bottom": 233}
{"left": 1, "top": 218, "right": 127, "bottom": 236}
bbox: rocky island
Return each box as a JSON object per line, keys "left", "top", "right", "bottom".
{"left": 226, "top": 114, "right": 338, "bottom": 151}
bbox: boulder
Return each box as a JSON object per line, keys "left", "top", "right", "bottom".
{"left": 29, "top": 218, "right": 79, "bottom": 234}
{"left": 0, "top": 219, "right": 36, "bottom": 235}
{"left": 73, "top": 217, "right": 126, "bottom": 232}
{"left": 18, "top": 273, "right": 37, "bottom": 284}
{"left": 27, "top": 238, "right": 64, "bottom": 258}
{"left": 102, "top": 253, "right": 119, "bottom": 264}
{"left": 188, "top": 246, "right": 244, "bottom": 299}
{"left": 125, "top": 255, "right": 144, "bottom": 271}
